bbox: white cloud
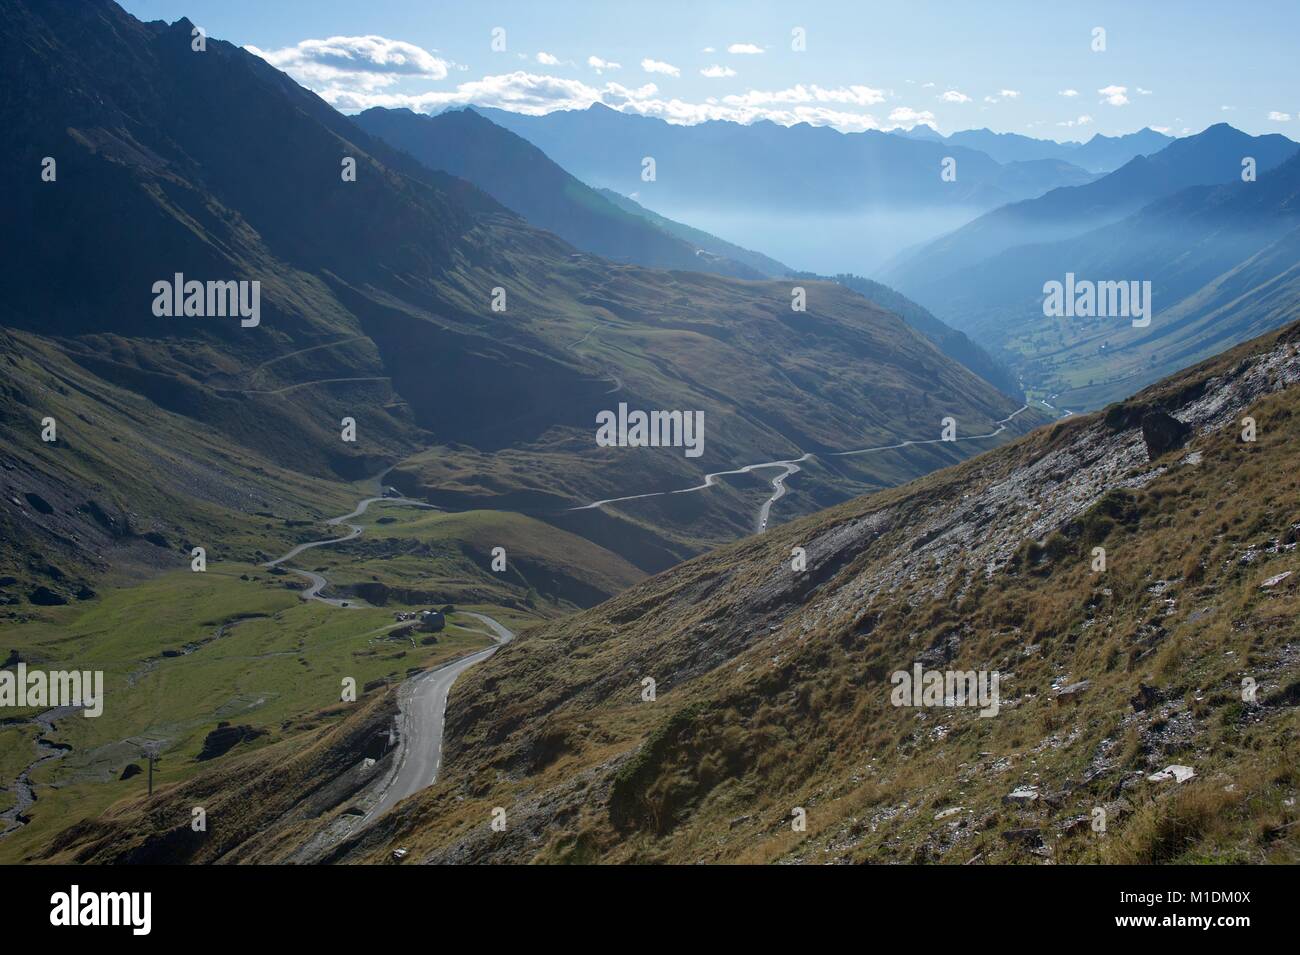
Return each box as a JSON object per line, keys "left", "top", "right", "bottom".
{"left": 999, "top": 89, "right": 1021, "bottom": 99}
{"left": 1057, "top": 114, "right": 1094, "bottom": 127}
{"left": 1150, "top": 125, "right": 1172, "bottom": 134}
{"left": 253, "top": 37, "right": 892, "bottom": 133}
{"left": 888, "top": 106, "right": 936, "bottom": 128}
{"left": 302, "top": 68, "right": 887, "bottom": 131}
{"left": 247, "top": 35, "right": 450, "bottom": 92}
{"left": 721, "top": 84, "right": 886, "bottom": 108}
{"left": 1059, "top": 89, "right": 1079, "bottom": 97}
{"left": 305, "top": 70, "right": 600, "bottom": 114}
{"left": 641, "top": 58, "right": 681, "bottom": 77}
{"left": 727, "top": 43, "right": 764, "bottom": 54}
{"left": 1098, "top": 84, "right": 1129, "bottom": 106}
{"left": 1221, "top": 105, "right": 1235, "bottom": 111}
{"left": 701, "top": 64, "right": 737, "bottom": 78}
{"left": 921, "top": 81, "right": 935, "bottom": 89}
{"left": 701, "top": 46, "right": 715, "bottom": 53}
{"left": 941, "top": 89, "right": 971, "bottom": 103}
{"left": 1137, "top": 87, "right": 1153, "bottom": 95}
{"left": 1268, "top": 111, "right": 1292, "bottom": 122}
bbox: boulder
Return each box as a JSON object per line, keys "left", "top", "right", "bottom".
{"left": 1053, "top": 680, "right": 1091, "bottom": 705}
{"left": 1147, "top": 764, "right": 1196, "bottom": 784}
{"left": 23, "top": 492, "right": 54, "bottom": 515}
{"left": 1130, "top": 682, "right": 1163, "bottom": 712}
{"left": 28, "top": 585, "right": 67, "bottom": 606}
{"left": 1001, "top": 827, "right": 1043, "bottom": 846}
{"left": 1003, "top": 785, "right": 1039, "bottom": 806}
{"left": 1140, "top": 411, "right": 1191, "bottom": 460}
{"left": 196, "top": 722, "right": 266, "bottom": 761}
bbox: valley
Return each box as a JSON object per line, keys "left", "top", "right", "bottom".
{"left": 2, "top": 0, "right": 1297, "bottom": 878}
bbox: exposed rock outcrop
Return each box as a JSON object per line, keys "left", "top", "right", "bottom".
{"left": 1140, "top": 411, "right": 1191, "bottom": 459}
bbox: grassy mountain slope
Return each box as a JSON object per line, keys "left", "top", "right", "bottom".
{"left": 788, "top": 272, "right": 1022, "bottom": 397}
{"left": 385, "top": 269, "right": 1043, "bottom": 569}
{"left": 0, "top": 0, "right": 1049, "bottom": 856}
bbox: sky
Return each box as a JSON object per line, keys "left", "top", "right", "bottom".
{"left": 118, "top": 0, "right": 1300, "bottom": 139}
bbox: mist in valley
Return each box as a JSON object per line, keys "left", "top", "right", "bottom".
{"left": 646, "top": 202, "right": 989, "bottom": 275}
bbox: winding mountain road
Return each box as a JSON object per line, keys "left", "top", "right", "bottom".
{"left": 572, "top": 405, "right": 1031, "bottom": 533}
{"left": 262, "top": 480, "right": 515, "bottom": 818}
{"left": 263, "top": 491, "right": 436, "bottom": 605}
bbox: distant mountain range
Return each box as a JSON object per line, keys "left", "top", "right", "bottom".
{"left": 481, "top": 104, "right": 1095, "bottom": 211}
{"left": 882, "top": 124, "right": 1300, "bottom": 293}
{"left": 478, "top": 104, "right": 1097, "bottom": 272}
{"left": 896, "top": 125, "right": 1174, "bottom": 172}
{"left": 882, "top": 124, "right": 1300, "bottom": 408}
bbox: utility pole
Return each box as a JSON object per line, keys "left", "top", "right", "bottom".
{"left": 140, "top": 740, "right": 163, "bottom": 798}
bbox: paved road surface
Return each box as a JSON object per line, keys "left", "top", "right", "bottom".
{"left": 364, "top": 612, "right": 514, "bottom": 820}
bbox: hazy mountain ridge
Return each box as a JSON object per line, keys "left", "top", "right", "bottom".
{"left": 892, "top": 137, "right": 1300, "bottom": 410}
{"left": 593, "top": 187, "right": 790, "bottom": 278}
{"left": 899, "top": 126, "right": 1174, "bottom": 172}
{"left": 882, "top": 123, "right": 1300, "bottom": 296}
{"left": 353, "top": 106, "right": 768, "bottom": 279}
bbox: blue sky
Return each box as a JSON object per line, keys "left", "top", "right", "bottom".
{"left": 119, "top": 0, "right": 1300, "bottom": 139}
